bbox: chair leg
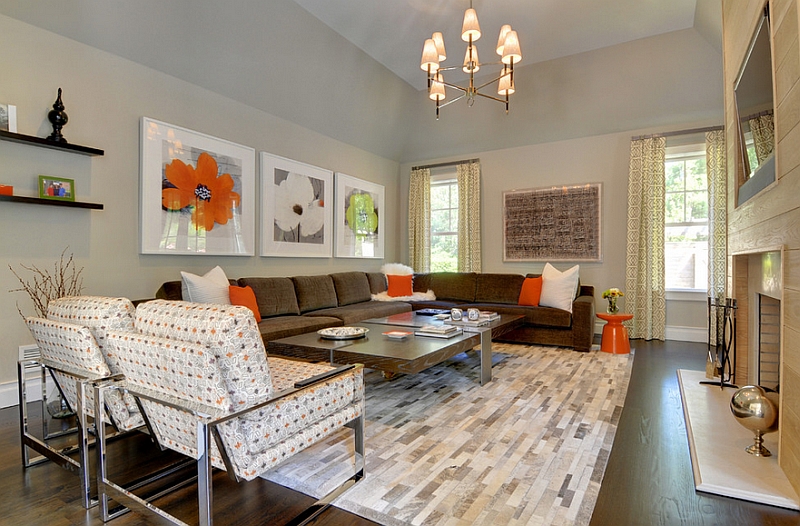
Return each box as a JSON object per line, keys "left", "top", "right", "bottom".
{"left": 197, "top": 420, "right": 213, "bottom": 526}
{"left": 286, "top": 414, "right": 366, "bottom": 526}
{"left": 76, "top": 378, "right": 93, "bottom": 509}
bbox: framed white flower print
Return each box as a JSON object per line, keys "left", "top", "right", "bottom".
{"left": 334, "top": 173, "right": 385, "bottom": 259}
{"left": 140, "top": 117, "right": 255, "bottom": 255}
{"left": 260, "top": 152, "right": 333, "bottom": 257}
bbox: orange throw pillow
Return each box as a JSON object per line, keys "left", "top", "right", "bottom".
{"left": 229, "top": 285, "right": 262, "bottom": 322}
{"left": 518, "top": 277, "right": 543, "bottom": 306}
{"left": 387, "top": 274, "right": 413, "bottom": 297}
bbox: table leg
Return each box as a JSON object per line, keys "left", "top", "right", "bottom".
{"left": 480, "top": 331, "right": 492, "bottom": 385}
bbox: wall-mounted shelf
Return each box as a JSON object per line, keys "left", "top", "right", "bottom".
{"left": 0, "top": 194, "right": 103, "bottom": 210}
{"left": 0, "top": 129, "right": 104, "bottom": 156}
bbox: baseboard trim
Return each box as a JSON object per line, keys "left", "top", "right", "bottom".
{"left": 0, "top": 377, "right": 54, "bottom": 409}
{"left": 595, "top": 321, "right": 705, "bottom": 343}
{"left": 665, "top": 325, "right": 706, "bottom": 343}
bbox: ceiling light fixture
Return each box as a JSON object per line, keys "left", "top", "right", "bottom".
{"left": 420, "top": 1, "right": 522, "bottom": 119}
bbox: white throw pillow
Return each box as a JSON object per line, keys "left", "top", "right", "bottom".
{"left": 539, "top": 263, "right": 580, "bottom": 312}
{"left": 180, "top": 266, "right": 231, "bottom": 304}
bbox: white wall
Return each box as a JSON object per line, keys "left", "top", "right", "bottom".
{"left": 0, "top": 14, "right": 401, "bottom": 395}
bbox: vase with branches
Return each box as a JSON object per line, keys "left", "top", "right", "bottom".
{"left": 8, "top": 247, "right": 84, "bottom": 318}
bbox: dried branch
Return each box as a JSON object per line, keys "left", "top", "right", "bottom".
{"left": 8, "top": 247, "right": 84, "bottom": 318}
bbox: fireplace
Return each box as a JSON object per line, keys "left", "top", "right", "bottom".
{"left": 732, "top": 250, "right": 782, "bottom": 387}
{"left": 757, "top": 294, "right": 780, "bottom": 390}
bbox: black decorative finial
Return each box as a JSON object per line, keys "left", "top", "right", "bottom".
{"left": 47, "top": 88, "right": 69, "bottom": 143}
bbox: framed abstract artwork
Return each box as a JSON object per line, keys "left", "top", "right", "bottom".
{"left": 260, "top": 152, "right": 333, "bottom": 257}
{"left": 140, "top": 117, "right": 255, "bottom": 255}
{"left": 334, "top": 173, "right": 385, "bottom": 259}
{"left": 503, "top": 183, "right": 602, "bottom": 262}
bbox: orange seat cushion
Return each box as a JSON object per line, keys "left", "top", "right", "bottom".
{"left": 387, "top": 274, "right": 413, "bottom": 297}
{"left": 518, "top": 276, "right": 543, "bottom": 306}
{"left": 229, "top": 285, "right": 262, "bottom": 322}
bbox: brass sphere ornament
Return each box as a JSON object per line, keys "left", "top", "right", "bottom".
{"left": 730, "top": 385, "right": 778, "bottom": 457}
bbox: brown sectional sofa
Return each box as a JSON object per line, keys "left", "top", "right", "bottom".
{"left": 155, "top": 270, "right": 595, "bottom": 351}
{"left": 408, "top": 272, "right": 595, "bottom": 351}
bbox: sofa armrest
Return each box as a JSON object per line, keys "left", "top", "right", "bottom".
{"left": 571, "top": 293, "right": 596, "bottom": 351}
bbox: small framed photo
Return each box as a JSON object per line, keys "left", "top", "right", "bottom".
{"left": 38, "top": 176, "right": 75, "bottom": 202}
{"left": 0, "top": 103, "right": 17, "bottom": 133}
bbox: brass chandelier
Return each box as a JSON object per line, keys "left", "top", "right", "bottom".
{"left": 420, "top": 1, "right": 522, "bottom": 119}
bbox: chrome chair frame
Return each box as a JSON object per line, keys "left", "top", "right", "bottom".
{"left": 96, "top": 365, "right": 366, "bottom": 526}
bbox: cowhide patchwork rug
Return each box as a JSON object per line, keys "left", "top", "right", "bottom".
{"left": 265, "top": 343, "right": 634, "bottom": 525}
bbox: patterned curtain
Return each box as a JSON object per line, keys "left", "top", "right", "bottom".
{"left": 706, "top": 130, "right": 727, "bottom": 344}
{"left": 456, "top": 160, "right": 481, "bottom": 272}
{"left": 748, "top": 111, "right": 774, "bottom": 165}
{"left": 408, "top": 168, "right": 431, "bottom": 272}
{"left": 625, "top": 137, "right": 666, "bottom": 340}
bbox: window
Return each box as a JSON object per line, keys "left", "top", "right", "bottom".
{"left": 664, "top": 145, "right": 708, "bottom": 290}
{"left": 430, "top": 175, "right": 458, "bottom": 271}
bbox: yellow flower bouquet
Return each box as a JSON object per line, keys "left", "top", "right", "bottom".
{"left": 601, "top": 288, "right": 624, "bottom": 314}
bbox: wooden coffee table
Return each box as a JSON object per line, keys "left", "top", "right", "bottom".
{"left": 266, "top": 313, "right": 523, "bottom": 385}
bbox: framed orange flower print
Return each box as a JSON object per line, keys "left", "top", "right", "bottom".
{"left": 140, "top": 117, "right": 255, "bottom": 255}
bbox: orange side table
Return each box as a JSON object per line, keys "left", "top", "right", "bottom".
{"left": 596, "top": 312, "right": 634, "bottom": 354}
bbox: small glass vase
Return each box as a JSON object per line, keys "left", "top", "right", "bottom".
{"left": 607, "top": 297, "right": 619, "bottom": 314}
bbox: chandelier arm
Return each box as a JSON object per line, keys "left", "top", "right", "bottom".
{"left": 437, "top": 65, "right": 463, "bottom": 72}
{"left": 440, "top": 80, "right": 469, "bottom": 93}
{"left": 474, "top": 76, "right": 506, "bottom": 92}
{"left": 438, "top": 94, "right": 467, "bottom": 109}
{"left": 474, "top": 91, "right": 510, "bottom": 104}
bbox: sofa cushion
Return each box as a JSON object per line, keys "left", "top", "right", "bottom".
{"left": 387, "top": 275, "right": 413, "bottom": 297}
{"left": 155, "top": 281, "right": 184, "bottom": 301}
{"left": 518, "top": 277, "right": 543, "bottom": 306}
{"left": 308, "top": 301, "right": 412, "bottom": 324}
{"left": 330, "top": 272, "right": 372, "bottom": 306}
{"left": 181, "top": 266, "right": 231, "bottom": 304}
{"left": 430, "top": 272, "right": 478, "bottom": 302}
{"left": 475, "top": 273, "right": 526, "bottom": 304}
{"left": 292, "top": 275, "right": 338, "bottom": 313}
{"left": 238, "top": 277, "right": 301, "bottom": 317}
{"left": 229, "top": 285, "right": 262, "bottom": 322}
{"left": 412, "top": 273, "right": 431, "bottom": 293}
{"left": 539, "top": 263, "right": 580, "bottom": 312}
{"left": 366, "top": 272, "right": 387, "bottom": 294}
{"left": 258, "top": 315, "right": 342, "bottom": 342}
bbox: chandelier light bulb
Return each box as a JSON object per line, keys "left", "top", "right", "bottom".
{"left": 496, "top": 24, "right": 512, "bottom": 56}
{"left": 429, "top": 72, "right": 446, "bottom": 101}
{"left": 461, "top": 8, "right": 481, "bottom": 42}
{"left": 462, "top": 46, "right": 480, "bottom": 73}
{"left": 420, "top": 38, "right": 440, "bottom": 71}
{"left": 501, "top": 30, "right": 522, "bottom": 65}
{"left": 432, "top": 32, "right": 447, "bottom": 61}
{"left": 498, "top": 66, "right": 515, "bottom": 96}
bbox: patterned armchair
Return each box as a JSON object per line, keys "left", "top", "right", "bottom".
{"left": 20, "top": 296, "right": 144, "bottom": 509}
{"left": 97, "top": 300, "right": 365, "bottom": 525}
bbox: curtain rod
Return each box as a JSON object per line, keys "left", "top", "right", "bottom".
{"left": 412, "top": 158, "right": 480, "bottom": 171}
{"left": 631, "top": 125, "right": 724, "bottom": 141}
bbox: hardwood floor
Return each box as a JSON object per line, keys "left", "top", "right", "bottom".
{"left": 591, "top": 339, "right": 800, "bottom": 526}
{"left": 1, "top": 340, "right": 798, "bottom": 525}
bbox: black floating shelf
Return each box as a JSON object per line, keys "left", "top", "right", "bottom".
{"left": 0, "top": 194, "right": 103, "bottom": 210}
{"left": 0, "top": 129, "right": 104, "bottom": 156}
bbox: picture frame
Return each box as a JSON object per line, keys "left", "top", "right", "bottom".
{"left": 334, "top": 172, "right": 385, "bottom": 258}
{"left": 140, "top": 117, "right": 255, "bottom": 256}
{"left": 503, "top": 183, "right": 602, "bottom": 262}
{"left": 260, "top": 152, "right": 333, "bottom": 258}
{"left": 38, "top": 176, "right": 75, "bottom": 202}
{"left": 0, "top": 103, "right": 17, "bottom": 133}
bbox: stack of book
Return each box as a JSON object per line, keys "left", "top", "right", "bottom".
{"left": 414, "top": 324, "right": 463, "bottom": 339}
{"left": 444, "top": 311, "right": 501, "bottom": 331}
